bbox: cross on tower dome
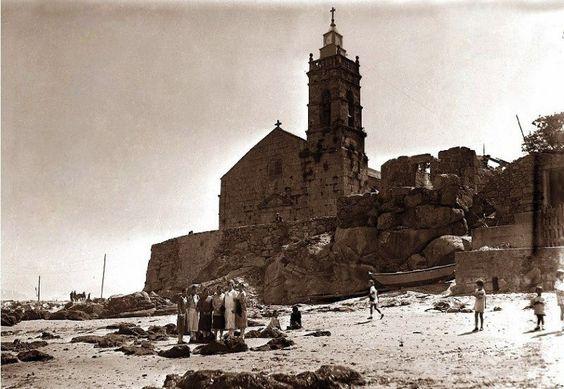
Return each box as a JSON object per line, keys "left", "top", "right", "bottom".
{"left": 275, "top": 120, "right": 282, "bottom": 128}
{"left": 330, "top": 7, "right": 336, "bottom": 27}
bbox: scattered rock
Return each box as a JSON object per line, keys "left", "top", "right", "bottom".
{"left": 196, "top": 337, "right": 248, "bottom": 355}
{"left": 493, "top": 306, "right": 502, "bottom": 311}
{"left": 117, "top": 342, "right": 156, "bottom": 356}
{"left": 105, "top": 292, "right": 156, "bottom": 317}
{"left": 116, "top": 324, "right": 147, "bottom": 337}
{"left": 1, "top": 340, "right": 48, "bottom": 352}
{"left": 1, "top": 352, "right": 19, "bottom": 364}
{"left": 251, "top": 337, "right": 295, "bottom": 351}
{"left": 245, "top": 327, "right": 286, "bottom": 339}
{"left": 50, "top": 309, "right": 91, "bottom": 321}
{"left": 17, "top": 349, "right": 54, "bottom": 362}
{"left": 71, "top": 334, "right": 130, "bottom": 348}
{"left": 304, "top": 330, "right": 331, "bottom": 337}
{"left": 39, "top": 331, "right": 60, "bottom": 340}
{"left": 170, "top": 365, "right": 365, "bottom": 388}
{"left": 158, "top": 345, "right": 191, "bottom": 358}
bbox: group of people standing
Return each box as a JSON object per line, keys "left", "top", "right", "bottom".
{"left": 176, "top": 280, "right": 247, "bottom": 344}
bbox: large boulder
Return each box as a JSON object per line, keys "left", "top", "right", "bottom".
{"left": 336, "top": 192, "right": 380, "bottom": 228}
{"left": 263, "top": 233, "right": 373, "bottom": 304}
{"left": 422, "top": 235, "right": 469, "bottom": 267}
{"left": 106, "top": 291, "right": 155, "bottom": 316}
{"left": 332, "top": 227, "right": 379, "bottom": 258}
{"left": 50, "top": 309, "right": 91, "bottom": 321}
{"left": 402, "top": 205, "right": 464, "bottom": 229}
{"left": 376, "top": 220, "right": 467, "bottom": 262}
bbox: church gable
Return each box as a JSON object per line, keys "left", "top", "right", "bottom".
{"left": 219, "top": 126, "right": 310, "bottom": 228}
{"left": 221, "top": 128, "right": 305, "bottom": 180}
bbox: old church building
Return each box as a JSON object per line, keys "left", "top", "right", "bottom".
{"left": 219, "top": 10, "right": 380, "bottom": 229}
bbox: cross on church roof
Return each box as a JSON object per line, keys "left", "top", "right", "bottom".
{"left": 275, "top": 120, "right": 282, "bottom": 128}
{"left": 330, "top": 7, "right": 336, "bottom": 27}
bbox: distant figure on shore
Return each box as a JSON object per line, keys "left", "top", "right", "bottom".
{"left": 176, "top": 289, "right": 188, "bottom": 344}
{"left": 86, "top": 293, "right": 91, "bottom": 302}
{"left": 531, "top": 286, "right": 546, "bottom": 331}
{"left": 368, "top": 280, "right": 383, "bottom": 320}
{"left": 224, "top": 280, "right": 238, "bottom": 337}
{"left": 186, "top": 285, "right": 199, "bottom": 341}
{"left": 473, "top": 279, "right": 486, "bottom": 332}
{"left": 235, "top": 283, "right": 248, "bottom": 338}
{"left": 70, "top": 291, "right": 75, "bottom": 302}
{"left": 197, "top": 288, "right": 213, "bottom": 340}
{"left": 287, "top": 305, "right": 302, "bottom": 330}
{"left": 555, "top": 269, "right": 564, "bottom": 325}
{"left": 267, "top": 310, "right": 281, "bottom": 330}
{"left": 212, "top": 285, "right": 226, "bottom": 340}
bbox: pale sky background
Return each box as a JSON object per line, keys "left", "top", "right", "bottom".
{"left": 2, "top": 0, "right": 564, "bottom": 300}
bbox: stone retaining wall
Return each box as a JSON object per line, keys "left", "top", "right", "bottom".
{"left": 454, "top": 247, "right": 564, "bottom": 295}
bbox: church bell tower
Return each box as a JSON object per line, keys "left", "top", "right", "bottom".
{"left": 302, "top": 8, "right": 368, "bottom": 214}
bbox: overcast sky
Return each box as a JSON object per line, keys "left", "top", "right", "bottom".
{"left": 2, "top": 0, "right": 564, "bottom": 300}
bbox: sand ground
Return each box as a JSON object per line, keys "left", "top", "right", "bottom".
{"left": 1, "top": 292, "right": 563, "bottom": 388}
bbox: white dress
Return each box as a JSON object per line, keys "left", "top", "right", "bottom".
{"left": 186, "top": 294, "right": 199, "bottom": 332}
{"left": 224, "top": 289, "right": 237, "bottom": 330}
{"left": 555, "top": 279, "right": 564, "bottom": 306}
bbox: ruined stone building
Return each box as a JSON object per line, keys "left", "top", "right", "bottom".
{"left": 219, "top": 13, "right": 379, "bottom": 229}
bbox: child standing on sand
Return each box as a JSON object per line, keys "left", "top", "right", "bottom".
{"left": 368, "top": 280, "right": 384, "bottom": 320}
{"left": 555, "top": 269, "right": 564, "bottom": 326}
{"left": 531, "top": 286, "right": 546, "bottom": 331}
{"left": 473, "top": 279, "right": 486, "bottom": 332}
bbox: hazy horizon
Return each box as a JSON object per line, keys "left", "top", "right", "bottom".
{"left": 3, "top": 0, "right": 564, "bottom": 300}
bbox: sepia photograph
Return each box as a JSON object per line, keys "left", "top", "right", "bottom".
{"left": 2, "top": 0, "right": 563, "bottom": 387}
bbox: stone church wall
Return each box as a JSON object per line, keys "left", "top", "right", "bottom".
{"left": 219, "top": 129, "right": 311, "bottom": 229}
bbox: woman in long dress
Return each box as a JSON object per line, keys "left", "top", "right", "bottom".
{"left": 555, "top": 269, "right": 564, "bottom": 325}
{"left": 235, "top": 284, "right": 248, "bottom": 338}
{"left": 197, "top": 289, "right": 213, "bottom": 340}
{"left": 223, "top": 280, "right": 237, "bottom": 337}
{"left": 211, "top": 285, "right": 225, "bottom": 340}
{"left": 186, "top": 285, "right": 199, "bottom": 341}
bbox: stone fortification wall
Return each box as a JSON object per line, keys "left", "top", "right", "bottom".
{"left": 144, "top": 217, "right": 337, "bottom": 294}
{"left": 454, "top": 247, "right": 564, "bottom": 294}
{"left": 479, "top": 152, "right": 564, "bottom": 225}
{"left": 144, "top": 230, "right": 222, "bottom": 292}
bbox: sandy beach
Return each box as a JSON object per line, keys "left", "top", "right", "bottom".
{"left": 2, "top": 291, "right": 563, "bottom": 388}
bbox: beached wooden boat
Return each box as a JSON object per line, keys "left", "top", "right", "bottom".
{"left": 369, "top": 264, "right": 455, "bottom": 288}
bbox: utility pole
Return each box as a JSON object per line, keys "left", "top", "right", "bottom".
{"left": 516, "top": 114, "right": 525, "bottom": 140}
{"left": 37, "top": 276, "right": 41, "bottom": 302}
{"left": 100, "top": 253, "right": 106, "bottom": 299}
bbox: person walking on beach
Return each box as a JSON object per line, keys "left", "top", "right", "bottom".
{"left": 473, "top": 279, "right": 486, "bottom": 332}
{"left": 235, "top": 283, "right": 248, "bottom": 339}
{"left": 212, "top": 285, "right": 226, "bottom": 340}
{"left": 531, "top": 286, "right": 546, "bottom": 331}
{"left": 368, "top": 280, "right": 383, "bottom": 320}
{"left": 176, "top": 289, "right": 188, "bottom": 344}
{"left": 224, "top": 280, "right": 238, "bottom": 337}
{"left": 186, "top": 285, "right": 199, "bottom": 341}
{"left": 555, "top": 269, "right": 564, "bottom": 326}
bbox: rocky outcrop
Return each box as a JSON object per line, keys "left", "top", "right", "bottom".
{"left": 423, "top": 235, "right": 471, "bottom": 267}
{"left": 158, "top": 345, "right": 191, "bottom": 358}
{"left": 17, "top": 350, "right": 54, "bottom": 362}
{"left": 196, "top": 338, "right": 248, "bottom": 355}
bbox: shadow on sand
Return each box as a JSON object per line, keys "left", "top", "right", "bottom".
{"left": 532, "top": 329, "right": 563, "bottom": 338}
{"left": 354, "top": 320, "right": 372, "bottom": 325}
